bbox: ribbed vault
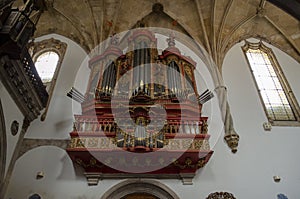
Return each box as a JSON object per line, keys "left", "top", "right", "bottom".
{"left": 11, "top": 0, "right": 300, "bottom": 152}
{"left": 11, "top": 0, "right": 299, "bottom": 68}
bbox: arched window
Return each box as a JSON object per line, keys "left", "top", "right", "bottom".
{"left": 29, "top": 38, "right": 67, "bottom": 86}
{"left": 35, "top": 51, "right": 59, "bottom": 83}
{"left": 242, "top": 41, "right": 300, "bottom": 125}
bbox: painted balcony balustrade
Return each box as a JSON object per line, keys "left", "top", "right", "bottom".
{"left": 73, "top": 117, "right": 207, "bottom": 135}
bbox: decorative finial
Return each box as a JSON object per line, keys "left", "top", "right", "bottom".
{"left": 224, "top": 131, "right": 239, "bottom": 153}
{"left": 167, "top": 32, "right": 176, "bottom": 47}
{"left": 110, "top": 33, "right": 119, "bottom": 45}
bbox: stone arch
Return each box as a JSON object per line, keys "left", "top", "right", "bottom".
{"left": 128, "top": 2, "right": 203, "bottom": 53}
{"left": 18, "top": 138, "right": 69, "bottom": 159}
{"left": 101, "top": 179, "right": 180, "bottom": 199}
{"left": 0, "top": 99, "right": 7, "bottom": 185}
{"left": 28, "top": 193, "right": 42, "bottom": 199}
{"left": 7, "top": 145, "right": 76, "bottom": 198}
{"left": 206, "top": 191, "right": 236, "bottom": 199}
{"left": 9, "top": 146, "right": 72, "bottom": 194}
{"left": 15, "top": 145, "right": 72, "bottom": 168}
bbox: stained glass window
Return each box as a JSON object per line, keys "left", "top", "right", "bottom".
{"left": 35, "top": 51, "right": 59, "bottom": 83}
{"left": 243, "top": 42, "right": 299, "bottom": 123}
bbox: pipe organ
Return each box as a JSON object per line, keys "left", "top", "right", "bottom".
{"left": 67, "top": 29, "right": 213, "bottom": 185}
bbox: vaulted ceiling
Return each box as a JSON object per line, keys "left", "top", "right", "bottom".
{"left": 15, "top": 0, "right": 300, "bottom": 69}
{"left": 267, "top": 0, "right": 300, "bottom": 21}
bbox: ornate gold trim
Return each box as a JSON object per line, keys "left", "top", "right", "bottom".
{"left": 69, "top": 137, "right": 210, "bottom": 151}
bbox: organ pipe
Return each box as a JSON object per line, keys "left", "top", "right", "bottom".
{"left": 101, "top": 68, "right": 107, "bottom": 92}
{"left": 172, "top": 62, "right": 177, "bottom": 93}
{"left": 167, "top": 67, "right": 172, "bottom": 94}
{"left": 101, "top": 61, "right": 116, "bottom": 96}
{"left": 110, "top": 64, "right": 116, "bottom": 93}
{"left": 132, "top": 41, "right": 151, "bottom": 94}
{"left": 106, "top": 62, "right": 112, "bottom": 93}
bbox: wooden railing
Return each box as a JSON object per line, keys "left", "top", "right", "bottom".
{"left": 72, "top": 116, "right": 208, "bottom": 150}
{"left": 22, "top": 50, "right": 48, "bottom": 106}
{"left": 0, "top": 2, "right": 48, "bottom": 121}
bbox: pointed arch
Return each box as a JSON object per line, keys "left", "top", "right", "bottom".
{"left": 0, "top": 99, "right": 6, "bottom": 186}
{"left": 101, "top": 179, "right": 180, "bottom": 199}
{"left": 130, "top": 3, "right": 196, "bottom": 44}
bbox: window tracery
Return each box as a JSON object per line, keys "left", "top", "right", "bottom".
{"left": 242, "top": 41, "right": 300, "bottom": 126}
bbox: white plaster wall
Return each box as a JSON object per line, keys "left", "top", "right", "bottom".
{"left": 6, "top": 146, "right": 122, "bottom": 199}
{"left": 6, "top": 38, "right": 300, "bottom": 199}
{"left": 147, "top": 40, "right": 300, "bottom": 199}
{"left": 0, "top": 80, "right": 23, "bottom": 176}
{"left": 217, "top": 39, "right": 300, "bottom": 198}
